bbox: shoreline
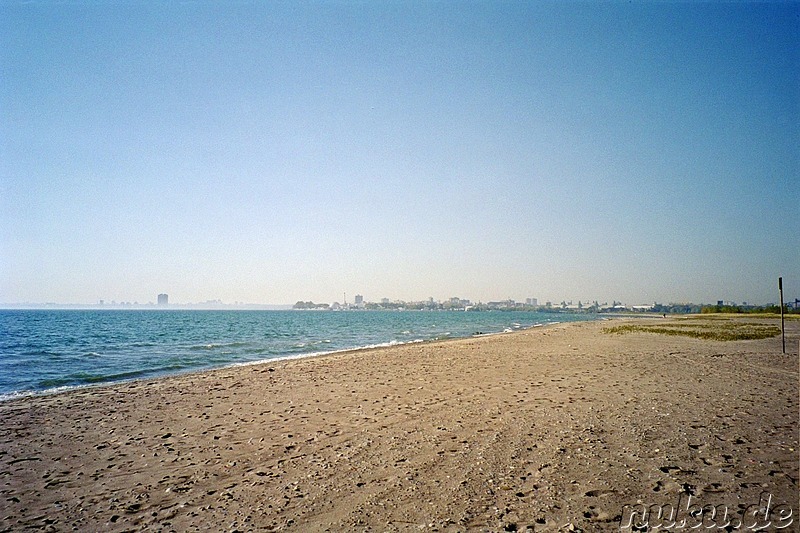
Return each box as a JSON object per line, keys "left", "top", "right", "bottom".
{"left": 0, "top": 317, "right": 579, "bottom": 403}
{"left": 1, "top": 318, "right": 797, "bottom": 531}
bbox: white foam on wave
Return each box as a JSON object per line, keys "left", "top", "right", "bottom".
{"left": 0, "top": 383, "right": 100, "bottom": 403}
{"left": 227, "top": 338, "right": 427, "bottom": 370}
{"left": 0, "top": 389, "right": 37, "bottom": 402}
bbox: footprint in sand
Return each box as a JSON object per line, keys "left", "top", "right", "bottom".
{"left": 584, "top": 489, "right": 616, "bottom": 497}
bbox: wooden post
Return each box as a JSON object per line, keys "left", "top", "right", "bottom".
{"left": 779, "top": 277, "right": 785, "bottom": 354}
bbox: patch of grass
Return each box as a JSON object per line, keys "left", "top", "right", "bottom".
{"left": 741, "top": 313, "right": 800, "bottom": 320}
{"left": 688, "top": 312, "right": 800, "bottom": 321}
{"left": 675, "top": 315, "right": 732, "bottom": 321}
{"left": 602, "top": 322, "right": 781, "bottom": 341}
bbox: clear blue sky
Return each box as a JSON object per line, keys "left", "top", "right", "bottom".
{"left": 1, "top": 1, "right": 798, "bottom": 306}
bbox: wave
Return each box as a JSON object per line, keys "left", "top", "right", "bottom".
{"left": 228, "top": 337, "right": 429, "bottom": 370}
{"left": 187, "top": 341, "right": 251, "bottom": 351}
{"left": 290, "top": 339, "right": 334, "bottom": 350}
{"left": 0, "top": 387, "right": 68, "bottom": 402}
{"left": 38, "top": 368, "right": 154, "bottom": 389}
{"left": 21, "top": 349, "right": 62, "bottom": 357}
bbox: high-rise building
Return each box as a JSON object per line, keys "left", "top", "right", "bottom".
{"left": 157, "top": 293, "right": 169, "bottom": 306}
{"left": 354, "top": 294, "right": 363, "bottom": 305}
{"left": 526, "top": 298, "right": 538, "bottom": 306}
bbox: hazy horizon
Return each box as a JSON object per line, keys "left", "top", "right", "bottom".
{"left": 0, "top": 292, "right": 792, "bottom": 309}
{"left": 2, "top": 2, "right": 798, "bottom": 307}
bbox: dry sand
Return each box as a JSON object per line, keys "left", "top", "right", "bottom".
{"left": 1, "top": 317, "right": 797, "bottom": 532}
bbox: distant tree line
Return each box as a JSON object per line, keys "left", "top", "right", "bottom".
{"left": 651, "top": 303, "right": 704, "bottom": 314}
{"left": 293, "top": 301, "right": 330, "bottom": 310}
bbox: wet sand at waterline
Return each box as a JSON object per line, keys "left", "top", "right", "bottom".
{"left": 1, "top": 317, "right": 797, "bottom": 531}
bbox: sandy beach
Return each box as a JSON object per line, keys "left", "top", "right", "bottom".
{"left": 1, "top": 317, "right": 797, "bottom": 532}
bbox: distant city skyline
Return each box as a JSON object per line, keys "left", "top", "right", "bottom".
{"left": 1, "top": 283, "right": 796, "bottom": 308}
{"left": 2, "top": 3, "right": 797, "bottom": 308}
{"left": 1, "top": 289, "right": 794, "bottom": 310}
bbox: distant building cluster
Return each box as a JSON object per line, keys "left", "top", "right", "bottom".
{"left": 292, "top": 295, "right": 664, "bottom": 313}
{"left": 293, "top": 295, "right": 800, "bottom": 315}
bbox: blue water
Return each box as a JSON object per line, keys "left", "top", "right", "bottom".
{"left": 0, "top": 309, "right": 593, "bottom": 400}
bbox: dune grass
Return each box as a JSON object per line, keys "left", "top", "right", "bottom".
{"left": 602, "top": 322, "right": 781, "bottom": 341}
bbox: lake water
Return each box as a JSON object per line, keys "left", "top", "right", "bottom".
{"left": 0, "top": 309, "right": 593, "bottom": 400}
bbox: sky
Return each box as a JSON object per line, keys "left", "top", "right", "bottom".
{"left": 1, "top": 1, "right": 798, "bottom": 307}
